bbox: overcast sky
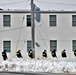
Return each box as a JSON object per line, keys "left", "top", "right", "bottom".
{"left": 0, "top": 0, "right": 76, "bottom": 10}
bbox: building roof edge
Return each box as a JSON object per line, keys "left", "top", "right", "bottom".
{"left": 0, "top": 9, "right": 76, "bottom": 13}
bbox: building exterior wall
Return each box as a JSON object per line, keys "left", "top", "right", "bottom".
{"left": 35, "top": 13, "right": 76, "bottom": 59}
{"left": 0, "top": 11, "right": 76, "bottom": 60}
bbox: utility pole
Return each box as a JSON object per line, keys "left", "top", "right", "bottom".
{"left": 31, "top": 0, "right": 35, "bottom": 58}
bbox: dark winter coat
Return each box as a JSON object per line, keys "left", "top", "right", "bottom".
{"left": 2, "top": 51, "right": 8, "bottom": 60}
{"left": 28, "top": 50, "right": 33, "bottom": 58}
{"left": 42, "top": 51, "right": 47, "bottom": 58}
{"left": 51, "top": 49, "right": 57, "bottom": 58}
{"left": 61, "top": 50, "right": 67, "bottom": 57}
{"left": 74, "top": 50, "right": 76, "bottom": 57}
{"left": 16, "top": 51, "right": 23, "bottom": 58}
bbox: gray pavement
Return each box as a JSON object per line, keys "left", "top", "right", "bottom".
{"left": 0, "top": 72, "right": 75, "bottom": 75}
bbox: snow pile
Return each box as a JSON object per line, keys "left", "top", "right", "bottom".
{"left": 0, "top": 58, "right": 76, "bottom": 74}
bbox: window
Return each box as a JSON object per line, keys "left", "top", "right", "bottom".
{"left": 72, "top": 15, "right": 76, "bottom": 26}
{"left": 3, "top": 41, "right": 11, "bottom": 52}
{"left": 50, "top": 40, "right": 57, "bottom": 51}
{"left": 3, "top": 15, "right": 11, "bottom": 27}
{"left": 72, "top": 40, "right": 76, "bottom": 51}
{"left": 27, "top": 15, "right": 31, "bottom": 26}
{"left": 49, "top": 15, "right": 56, "bottom": 26}
{"left": 27, "top": 41, "right": 32, "bottom": 52}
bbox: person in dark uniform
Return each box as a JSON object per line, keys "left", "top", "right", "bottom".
{"left": 61, "top": 49, "right": 67, "bottom": 57}
{"left": 2, "top": 50, "right": 8, "bottom": 60}
{"left": 42, "top": 50, "right": 47, "bottom": 58}
{"left": 16, "top": 50, "right": 23, "bottom": 58}
{"left": 28, "top": 50, "right": 33, "bottom": 58}
{"left": 51, "top": 49, "right": 57, "bottom": 58}
{"left": 73, "top": 50, "right": 76, "bottom": 57}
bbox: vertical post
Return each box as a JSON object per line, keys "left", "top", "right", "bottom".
{"left": 31, "top": 0, "right": 35, "bottom": 58}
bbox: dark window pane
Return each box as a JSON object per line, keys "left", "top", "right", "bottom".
{"left": 72, "top": 15, "right": 76, "bottom": 21}
{"left": 27, "top": 15, "right": 31, "bottom": 26}
{"left": 3, "top": 15, "right": 11, "bottom": 27}
{"left": 72, "top": 40, "right": 76, "bottom": 51}
{"left": 73, "top": 46, "right": 76, "bottom": 51}
{"left": 4, "top": 22, "right": 10, "bottom": 26}
{"left": 73, "top": 40, "right": 76, "bottom": 46}
{"left": 50, "top": 15, "right": 56, "bottom": 21}
{"left": 72, "top": 15, "right": 76, "bottom": 26}
{"left": 4, "top": 47, "right": 10, "bottom": 52}
{"left": 27, "top": 41, "right": 32, "bottom": 52}
{"left": 50, "top": 46, "right": 57, "bottom": 51}
{"left": 50, "top": 40, "right": 57, "bottom": 46}
{"left": 50, "top": 21, "right": 56, "bottom": 26}
{"left": 50, "top": 40, "right": 57, "bottom": 51}
{"left": 4, "top": 15, "right": 10, "bottom": 21}
{"left": 49, "top": 15, "right": 56, "bottom": 26}
{"left": 3, "top": 41, "right": 11, "bottom": 52}
{"left": 27, "top": 21, "right": 31, "bottom": 26}
{"left": 73, "top": 21, "right": 76, "bottom": 26}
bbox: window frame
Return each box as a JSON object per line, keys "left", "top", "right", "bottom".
{"left": 72, "top": 40, "right": 76, "bottom": 51}
{"left": 50, "top": 40, "right": 57, "bottom": 51}
{"left": 27, "top": 15, "right": 31, "bottom": 27}
{"left": 27, "top": 40, "right": 32, "bottom": 52}
{"left": 49, "top": 15, "right": 56, "bottom": 26}
{"left": 3, "top": 15, "right": 11, "bottom": 27}
{"left": 3, "top": 41, "right": 11, "bottom": 52}
{"left": 72, "top": 15, "right": 76, "bottom": 26}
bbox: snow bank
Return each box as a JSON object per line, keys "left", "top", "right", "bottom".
{"left": 0, "top": 58, "right": 76, "bottom": 74}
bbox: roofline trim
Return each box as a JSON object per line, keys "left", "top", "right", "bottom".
{"left": 0, "top": 10, "right": 76, "bottom": 13}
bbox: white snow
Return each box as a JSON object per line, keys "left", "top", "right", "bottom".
{"left": 0, "top": 58, "right": 76, "bottom": 74}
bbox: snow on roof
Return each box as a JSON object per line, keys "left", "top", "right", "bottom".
{"left": 0, "top": 9, "right": 29, "bottom": 11}
{"left": 0, "top": 9, "right": 76, "bottom": 13}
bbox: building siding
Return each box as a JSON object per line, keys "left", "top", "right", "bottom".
{"left": 0, "top": 10, "right": 75, "bottom": 60}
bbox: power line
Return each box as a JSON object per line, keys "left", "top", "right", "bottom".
{"left": 16, "top": 17, "right": 25, "bottom": 51}
{"left": 25, "top": 0, "right": 30, "bottom": 9}
{"left": 37, "top": 0, "right": 76, "bottom": 6}
{"left": 36, "top": 28, "right": 48, "bottom": 49}
{"left": 21, "top": 29, "right": 30, "bottom": 50}
{"left": 0, "top": 0, "right": 76, "bottom": 8}
{"left": 0, "top": 0, "right": 28, "bottom": 6}
{"left": 0, "top": 26, "right": 25, "bottom": 33}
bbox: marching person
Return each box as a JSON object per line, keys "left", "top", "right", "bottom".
{"left": 42, "top": 50, "right": 47, "bottom": 58}
{"left": 61, "top": 49, "right": 67, "bottom": 57}
{"left": 51, "top": 49, "right": 57, "bottom": 58}
{"left": 28, "top": 50, "right": 33, "bottom": 58}
{"left": 73, "top": 50, "right": 76, "bottom": 57}
{"left": 16, "top": 50, "right": 23, "bottom": 58}
{"left": 2, "top": 50, "right": 8, "bottom": 60}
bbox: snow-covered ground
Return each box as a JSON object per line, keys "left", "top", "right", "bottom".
{"left": 0, "top": 58, "right": 76, "bottom": 74}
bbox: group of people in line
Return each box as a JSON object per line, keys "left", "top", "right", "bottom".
{"left": 2, "top": 50, "right": 23, "bottom": 61}
{"left": 1, "top": 49, "right": 34, "bottom": 61}
{"left": 1, "top": 49, "right": 76, "bottom": 61}
{"left": 42, "top": 49, "right": 67, "bottom": 58}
